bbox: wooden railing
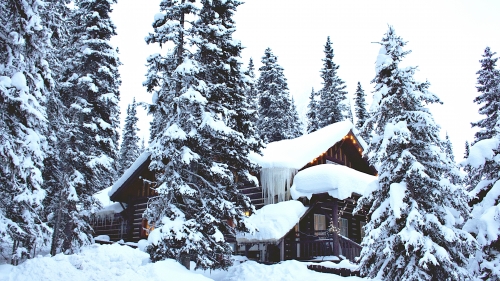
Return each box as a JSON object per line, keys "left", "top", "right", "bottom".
{"left": 293, "top": 233, "right": 361, "bottom": 262}
{"left": 338, "top": 236, "right": 362, "bottom": 261}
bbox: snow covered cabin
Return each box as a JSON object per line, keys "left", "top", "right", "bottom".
{"left": 237, "top": 121, "right": 378, "bottom": 263}
{"left": 93, "top": 121, "right": 377, "bottom": 263}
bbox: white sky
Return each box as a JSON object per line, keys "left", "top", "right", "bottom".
{"left": 110, "top": 0, "right": 500, "bottom": 160}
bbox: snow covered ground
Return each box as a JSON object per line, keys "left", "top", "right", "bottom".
{"left": 0, "top": 243, "right": 367, "bottom": 281}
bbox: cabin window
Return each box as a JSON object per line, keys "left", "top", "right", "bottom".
{"left": 314, "top": 214, "right": 326, "bottom": 236}
{"left": 360, "top": 221, "right": 366, "bottom": 238}
{"left": 140, "top": 219, "right": 155, "bottom": 238}
{"left": 339, "top": 218, "right": 348, "bottom": 237}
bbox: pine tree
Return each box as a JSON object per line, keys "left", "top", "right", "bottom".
{"left": 306, "top": 87, "right": 320, "bottom": 133}
{"left": 257, "top": 48, "right": 298, "bottom": 143}
{"left": 118, "top": 98, "right": 141, "bottom": 174}
{"left": 287, "top": 96, "right": 303, "bottom": 138}
{"left": 318, "top": 36, "right": 348, "bottom": 128}
{"left": 56, "top": 0, "right": 121, "bottom": 253}
{"left": 357, "top": 26, "right": 476, "bottom": 280}
{"left": 444, "top": 132, "right": 455, "bottom": 162}
{"left": 463, "top": 47, "right": 500, "bottom": 280}
{"left": 354, "top": 82, "right": 369, "bottom": 129}
{"left": 346, "top": 95, "right": 354, "bottom": 123}
{"left": 244, "top": 58, "right": 259, "bottom": 137}
{"left": 144, "top": 0, "right": 260, "bottom": 270}
{"left": 0, "top": 0, "right": 53, "bottom": 264}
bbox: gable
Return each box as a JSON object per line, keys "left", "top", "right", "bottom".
{"left": 109, "top": 151, "right": 155, "bottom": 203}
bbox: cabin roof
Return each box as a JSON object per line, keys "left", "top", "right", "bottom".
{"left": 249, "top": 121, "right": 366, "bottom": 170}
{"left": 108, "top": 151, "right": 151, "bottom": 200}
{"left": 236, "top": 200, "right": 308, "bottom": 244}
{"left": 290, "top": 164, "right": 378, "bottom": 200}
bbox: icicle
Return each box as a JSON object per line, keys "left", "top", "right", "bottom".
{"left": 260, "top": 167, "right": 297, "bottom": 204}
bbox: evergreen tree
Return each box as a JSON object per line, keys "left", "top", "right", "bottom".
{"left": 287, "top": 96, "right": 303, "bottom": 138}
{"left": 471, "top": 47, "right": 500, "bottom": 143}
{"left": 465, "top": 140, "right": 470, "bottom": 159}
{"left": 244, "top": 58, "right": 259, "bottom": 137}
{"left": 56, "top": 0, "right": 121, "bottom": 253}
{"left": 0, "top": 0, "right": 52, "bottom": 264}
{"left": 144, "top": 0, "right": 260, "bottom": 270}
{"left": 356, "top": 26, "right": 476, "bottom": 280}
{"left": 118, "top": 98, "right": 141, "bottom": 174}
{"left": 463, "top": 47, "right": 500, "bottom": 280}
{"left": 444, "top": 132, "right": 455, "bottom": 162}
{"left": 318, "top": 36, "right": 348, "bottom": 128}
{"left": 257, "top": 48, "right": 298, "bottom": 143}
{"left": 306, "top": 87, "right": 320, "bottom": 133}
{"left": 354, "top": 82, "right": 369, "bottom": 129}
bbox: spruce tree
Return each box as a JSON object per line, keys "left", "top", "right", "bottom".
{"left": 257, "top": 48, "right": 299, "bottom": 143}
{"left": 463, "top": 47, "right": 500, "bottom": 280}
{"left": 0, "top": 0, "right": 52, "bottom": 264}
{"left": 306, "top": 87, "right": 320, "bottom": 133}
{"left": 244, "top": 58, "right": 259, "bottom": 138}
{"left": 357, "top": 26, "right": 476, "bottom": 280}
{"left": 56, "top": 0, "right": 121, "bottom": 253}
{"left": 144, "top": 0, "right": 260, "bottom": 270}
{"left": 317, "top": 36, "right": 348, "bottom": 128}
{"left": 118, "top": 98, "right": 141, "bottom": 174}
{"left": 354, "top": 82, "right": 369, "bottom": 130}
{"left": 287, "top": 96, "right": 303, "bottom": 138}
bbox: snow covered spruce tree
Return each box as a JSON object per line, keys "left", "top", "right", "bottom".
{"left": 55, "top": 0, "right": 121, "bottom": 253}
{"left": 317, "top": 36, "right": 348, "bottom": 128}
{"left": 0, "top": 0, "right": 53, "bottom": 264}
{"left": 143, "top": 0, "right": 260, "bottom": 270}
{"left": 354, "top": 82, "right": 369, "bottom": 130}
{"left": 244, "top": 58, "right": 259, "bottom": 138}
{"left": 463, "top": 47, "right": 500, "bottom": 280}
{"left": 257, "top": 48, "right": 301, "bottom": 142}
{"left": 118, "top": 98, "right": 141, "bottom": 174}
{"left": 306, "top": 87, "right": 320, "bottom": 133}
{"left": 356, "top": 26, "right": 476, "bottom": 280}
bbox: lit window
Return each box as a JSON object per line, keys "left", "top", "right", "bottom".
{"left": 314, "top": 214, "right": 326, "bottom": 236}
{"left": 141, "top": 219, "right": 155, "bottom": 238}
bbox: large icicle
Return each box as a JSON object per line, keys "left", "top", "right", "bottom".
{"left": 260, "top": 167, "right": 298, "bottom": 204}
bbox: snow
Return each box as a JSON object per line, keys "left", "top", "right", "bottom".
{"left": 198, "top": 259, "right": 365, "bottom": 281}
{"left": 0, "top": 244, "right": 367, "bottom": 281}
{"left": 290, "top": 164, "right": 378, "bottom": 200}
{"left": 11, "top": 72, "right": 28, "bottom": 92}
{"left": 461, "top": 137, "right": 500, "bottom": 168}
{"left": 250, "top": 120, "right": 359, "bottom": 170}
{"left": 389, "top": 182, "right": 406, "bottom": 219}
{"left": 0, "top": 244, "right": 212, "bottom": 281}
{"left": 108, "top": 151, "right": 151, "bottom": 197}
{"left": 94, "top": 186, "right": 113, "bottom": 206}
{"left": 236, "top": 200, "right": 308, "bottom": 243}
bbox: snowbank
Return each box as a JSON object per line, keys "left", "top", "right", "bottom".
{"left": 0, "top": 244, "right": 211, "bottom": 281}
{"left": 108, "top": 151, "right": 151, "bottom": 197}
{"left": 202, "top": 259, "right": 365, "bottom": 281}
{"left": 0, "top": 244, "right": 369, "bottom": 281}
{"left": 291, "top": 164, "right": 378, "bottom": 200}
{"left": 236, "top": 200, "right": 308, "bottom": 243}
{"left": 250, "top": 121, "right": 360, "bottom": 169}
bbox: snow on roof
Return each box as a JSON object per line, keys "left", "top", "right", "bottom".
{"left": 236, "top": 200, "right": 308, "bottom": 244}
{"left": 249, "top": 121, "right": 363, "bottom": 170}
{"left": 94, "top": 186, "right": 112, "bottom": 206}
{"left": 290, "top": 164, "right": 378, "bottom": 200}
{"left": 108, "top": 151, "right": 151, "bottom": 198}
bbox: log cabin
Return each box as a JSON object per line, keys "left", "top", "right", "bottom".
{"left": 91, "top": 120, "right": 377, "bottom": 263}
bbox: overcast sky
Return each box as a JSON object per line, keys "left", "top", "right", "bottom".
{"left": 110, "top": 0, "right": 500, "bottom": 160}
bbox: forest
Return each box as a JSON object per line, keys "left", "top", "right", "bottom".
{"left": 1, "top": 0, "right": 499, "bottom": 280}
